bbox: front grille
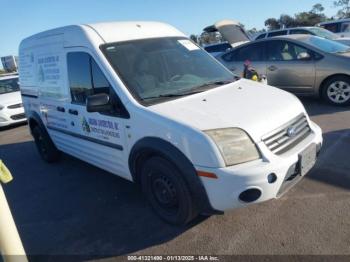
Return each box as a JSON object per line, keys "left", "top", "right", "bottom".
{"left": 10, "top": 113, "right": 26, "bottom": 120}
{"left": 7, "top": 103, "right": 23, "bottom": 109}
{"left": 262, "top": 114, "right": 312, "bottom": 155}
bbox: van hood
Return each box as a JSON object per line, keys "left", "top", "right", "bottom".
{"left": 150, "top": 80, "right": 306, "bottom": 142}
{"left": 203, "top": 19, "right": 251, "bottom": 47}
{"left": 0, "top": 91, "right": 22, "bottom": 106}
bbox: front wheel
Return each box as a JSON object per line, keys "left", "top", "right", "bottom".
{"left": 322, "top": 76, "right": 350, "bottom": 106}
{"left": 140, "top": 157, "right": 198, "bottom": 225}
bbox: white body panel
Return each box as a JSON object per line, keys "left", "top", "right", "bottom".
{"left": 19, "top": 21, "right": 323, "bottom": 212}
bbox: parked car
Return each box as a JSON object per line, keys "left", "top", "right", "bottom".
{"left": 19, "top": 22, "right": 322, "bottom": 225}
{"left": 255, "top": 26, "right": 350, "bottom": 46}
{"left": 317, "top": 19, "right": 350, "bottom": 37}
{"left": 216, "top": 34, "right": 350, "bottom": 106}
{"left": 0, "top": 74, "right": 26, "bottom": 127}
{"left": 203, "top": 42, "right": 232, "bottom": 57}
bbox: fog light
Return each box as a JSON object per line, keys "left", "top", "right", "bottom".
{"left": 267, "top": 173, "right": 277, "bottom": 184}
{"left": 239, "top": 188, "right": 262, "bottom": 203}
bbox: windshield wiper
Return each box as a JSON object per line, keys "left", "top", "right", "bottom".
{"left": 185, "top": 79, "right": 236, "bottom": 92}
{"left": 142, "top": 79, "right": 237, "bottom": 101}
{"left": 142, "top": 92, "right": 198, "bottom": 100}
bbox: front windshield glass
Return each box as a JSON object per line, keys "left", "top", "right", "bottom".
{"left": 307, "top": 36, "right": 350, "bottom": 53}
{"left": 102, "top": 37, "right": 236, "bottom": 105}
{"left": 308, "top": 27, "right": 337, "bottom": 40}
{"left": 0, "top": 77, "right": 20, "bottom": 95}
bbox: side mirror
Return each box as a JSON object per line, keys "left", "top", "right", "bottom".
{"left": 297, "top": 52, "right": 311, "bottom": 61}
{"left": 86, "top": 93, "right": 113, "bottom": 113}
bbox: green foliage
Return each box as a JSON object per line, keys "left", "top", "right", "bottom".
{"left": 334, "top": 0, "right": 350, "bottom": 18}
{"left": 265, "top": 18, "right": 281, "bottom": 30}
{"left": 265, "top": 3, "right": 328, "bottom": 30}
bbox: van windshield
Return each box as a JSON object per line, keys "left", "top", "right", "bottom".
{"left": 0, "top": 77, "right": 20, "bottom": 95}
{"left": 101, "top": 37, "right": 236, "bottom": 105}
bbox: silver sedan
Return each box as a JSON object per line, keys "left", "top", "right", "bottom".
{"left": 216, "top": 34, "right": 350, "bottom": 106}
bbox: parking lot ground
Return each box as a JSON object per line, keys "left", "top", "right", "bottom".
{"left": 0, "top": 98, "right": 350, "bottom": 260}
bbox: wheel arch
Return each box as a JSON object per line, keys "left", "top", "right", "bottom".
{"left": 27, "top": 111, "right": 46, "bottom": 133}
{"left": 128, "top": 137, "right": 221, "bottom": 215}
{"left": 319, "top": 73, "right": 350, "bottom": 97}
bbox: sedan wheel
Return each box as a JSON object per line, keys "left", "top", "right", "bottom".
{"left": 327, "top": 81, "right": 350, "bottom": 104}
{"left": 322, "top": 76, "right": 350, "bottom": 106}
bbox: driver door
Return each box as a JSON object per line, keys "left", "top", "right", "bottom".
{"left": 64, "top": 48, "right": 130, "bottom": 179}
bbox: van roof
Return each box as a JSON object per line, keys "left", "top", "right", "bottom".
{"left": 20, "top": 21, "right": 186, "bottom": 49}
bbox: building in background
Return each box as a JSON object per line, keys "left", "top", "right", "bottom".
{"left": 1, "top": 56, "right": 19, "bottom": 72}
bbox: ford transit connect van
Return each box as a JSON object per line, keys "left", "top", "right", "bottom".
{"left": 19, "top": 22, "right": 323, "bottom": 225}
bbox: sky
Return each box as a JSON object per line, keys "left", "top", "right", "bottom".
{"left": 0, "top": 0, "right": 338, "bottom": 61}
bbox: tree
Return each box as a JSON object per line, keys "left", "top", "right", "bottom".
{"left": 294, "top": 11, "right": 326, "bottom": 26}
{"left": 312, "top": 3, "right": 325, "bottom": 14}
{"left": 264, "top": 3, "right": 327, "bottom": 30}
{"left": 334, "top": 0, "right": 350, "bottom": 18}
{"left": 265, "top": 18, "right": 280, "bottom": 30}
{"left": 279, "top": 14, "right": 296, "bottom": 28}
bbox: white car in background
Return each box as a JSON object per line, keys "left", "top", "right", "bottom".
{"left": 0, "top": 74, "right": 26, "bottom": 127}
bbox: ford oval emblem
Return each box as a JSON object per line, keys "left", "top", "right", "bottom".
{"left": 287, "top": 127, "right": 297, "bottom": 138}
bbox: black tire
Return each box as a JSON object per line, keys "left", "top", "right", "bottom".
{"left": 32, "top": 126, "right": 61, "bottom": 163}
{"left": 321, "top": 76, "right": 350, "bottom": 106}
{"left": 140, "top": 156, "right": 198, "bottom": 225}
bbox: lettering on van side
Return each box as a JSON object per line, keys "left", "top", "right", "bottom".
{"left": 81, "top": 117, "right": 120, "bottom": 140}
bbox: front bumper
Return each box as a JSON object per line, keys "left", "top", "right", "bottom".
{"left": 0, "top": 108, "right": 27, "bottom": 127}
{"left": 197, "top": 121, "right": 323, "bottom": 212}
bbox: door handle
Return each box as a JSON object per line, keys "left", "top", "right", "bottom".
{"left": 268, "top": 65, "right": 278, "bottom": 71}
{"left": 56, "top": 106, "right": 65, "bottom": 113}
{"left": 68, "top": 109, "right": 79, "bottom": 115}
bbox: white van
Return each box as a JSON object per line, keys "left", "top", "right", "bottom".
{"left": 19, "top": 21, "right": 323, "bottom": 225}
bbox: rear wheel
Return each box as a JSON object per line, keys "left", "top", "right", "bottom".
{"left": 322, "top": 76, "right": 350, "bottom": 106}
{"left": 32, "top": 126, "right": 61, "bottom": 163}
{"left": 140, "top": 156, "right": 198, "bottom": 225}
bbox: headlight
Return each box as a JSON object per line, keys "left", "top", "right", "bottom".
{"left": 204, "top": 128, "right": 260, "bottom": 166}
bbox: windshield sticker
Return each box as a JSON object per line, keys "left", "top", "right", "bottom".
{"left": 178, "top": 40, "right": 200, "bottom": 51}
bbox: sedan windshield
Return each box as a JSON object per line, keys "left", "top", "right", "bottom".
{"left": 308, "top": 27, "right": 338, "bottom": 40}
{"left": 102, "top": 37, "right": 236, "bottom": 105}
{"left": 0, "top": 78, "right": 20, "bottom": 95}
{"left": 307, "top": 36, "right": 350, "bottom": 53}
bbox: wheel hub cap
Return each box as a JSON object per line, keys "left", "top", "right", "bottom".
{"left": 327, "top": 81, "right": 350, "bottom": 103}
{"left": 152, "top": 176, "right": 177, "bottom": 207}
